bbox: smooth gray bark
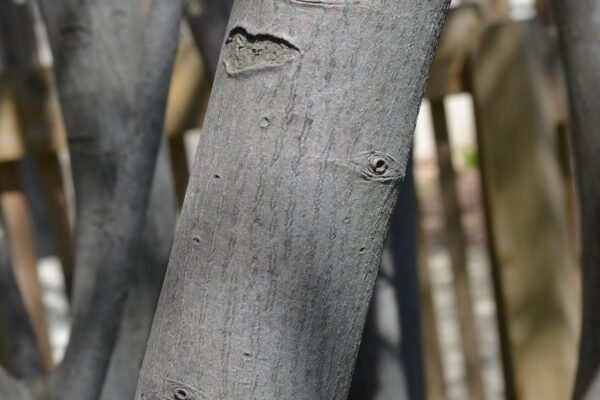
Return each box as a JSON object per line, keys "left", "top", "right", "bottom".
{"left": 41, "top": 0, "right": 145, "bottom": 314}
{"left": 135, "top": 1, "right": 450, "bottom": 399}
{"left": 551, "top": 1, "right": 600, "bottom": 399}
{"left": 99, "top": 142, "right": 176, "bottom": 400}
{"left": 33, "top": 1, "right": 182, "bottom": 400}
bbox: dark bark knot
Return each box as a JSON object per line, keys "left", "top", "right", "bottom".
{"left": 351, "top": 151, "right": 402, "bottom": 184}
{"left": 174, "top": 388, "right": 189, "bottom": 400}
{"left": 289, "top": 0, "right": 360, "bottom": 6}
{"left": 223, "top": 27, "right": 299, "bottom": 75}
{"left": 165, "top": 379, "right": 205, "bottom": 400}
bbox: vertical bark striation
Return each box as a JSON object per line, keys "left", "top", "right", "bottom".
{"left": 551, "top": 1, "right": 600, "bottom": 399}
{"left": 136, "top": 1, "right": 450, "bottom": 399}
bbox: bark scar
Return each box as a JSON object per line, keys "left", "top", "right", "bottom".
{"left": 223, "top": 27, "right": 299, "bottom": 75}
{"left": 164, "top": 378, "right": 205, "bottom": 400}
{"left": 350, "top": 151, "right": 403, "bottom": 184}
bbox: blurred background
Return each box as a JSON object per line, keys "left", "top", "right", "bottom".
{"left": 0, "top": 0, "right": 582, "bottom": 399}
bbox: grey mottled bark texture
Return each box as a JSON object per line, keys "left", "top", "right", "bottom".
{"left": 0, "top": 367, "right": 31, "bottom": 400}
{"left": 99, "top": 142, "right": 176, "bottom": 400}
{"left": 551, "top": 1, "right": 600, "bottom": 399}
{"left": 135, "top": 1, "right": 449, "bottom": 399}
{"left": 348, "top": 160, "right": 424, "bottom": 400}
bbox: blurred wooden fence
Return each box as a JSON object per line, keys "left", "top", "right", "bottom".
{"left": 420, "top": 3, "right": 580, "bottom": 400}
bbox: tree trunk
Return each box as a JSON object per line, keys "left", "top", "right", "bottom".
{"left": 135, "top": 1, "right": 450, "bottom": 399}
{"left": 39, "top": 1, "right": 182, "bottom": 399}
{"left": 185, "top": 0, "right": 234, "bottom": 83}
{"left": 348, "top": 159, "right": 425, "bottom": 400}
{"left": 0, "top": 0, "right": 181, "bottom": 399}
{"left": 550, "top": 1, "right": 600, "bottom": 399}
{"left": 99, "top": 141, "right": 176, "bottom": 400}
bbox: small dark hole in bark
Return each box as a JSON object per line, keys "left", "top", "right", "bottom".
{"left": 352, "top": 151, "right": 400, "bottom": 183}
{"left": 260, "top": 117, "right": 271, "bottom": 128}
{"left": 214, "top": 174, "right": 221, "bottom": 179}
{"left": 192, "top": 236, "right": 201, "bottom": 245}
{"left": 173, "top": 388, "right": 189, "bottom": 400}
{"left": 371, "top": 158, "right": 388, "bottom": 175}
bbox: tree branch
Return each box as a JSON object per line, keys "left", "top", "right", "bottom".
{"left": 0, "top": 367, "right": 31, "bottom": 400}
{"left": 0, "top": 216, "right": 44, "bottom": 379}
{"left": 551, "top": 1, "right": 600, "bottom": 399}
{"left": 100, "top": 140, "right": 176, "bottom": 400}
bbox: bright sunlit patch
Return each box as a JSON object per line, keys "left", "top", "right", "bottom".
{"left": 38, "top": 256, "right": 71, "bottom": 364}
